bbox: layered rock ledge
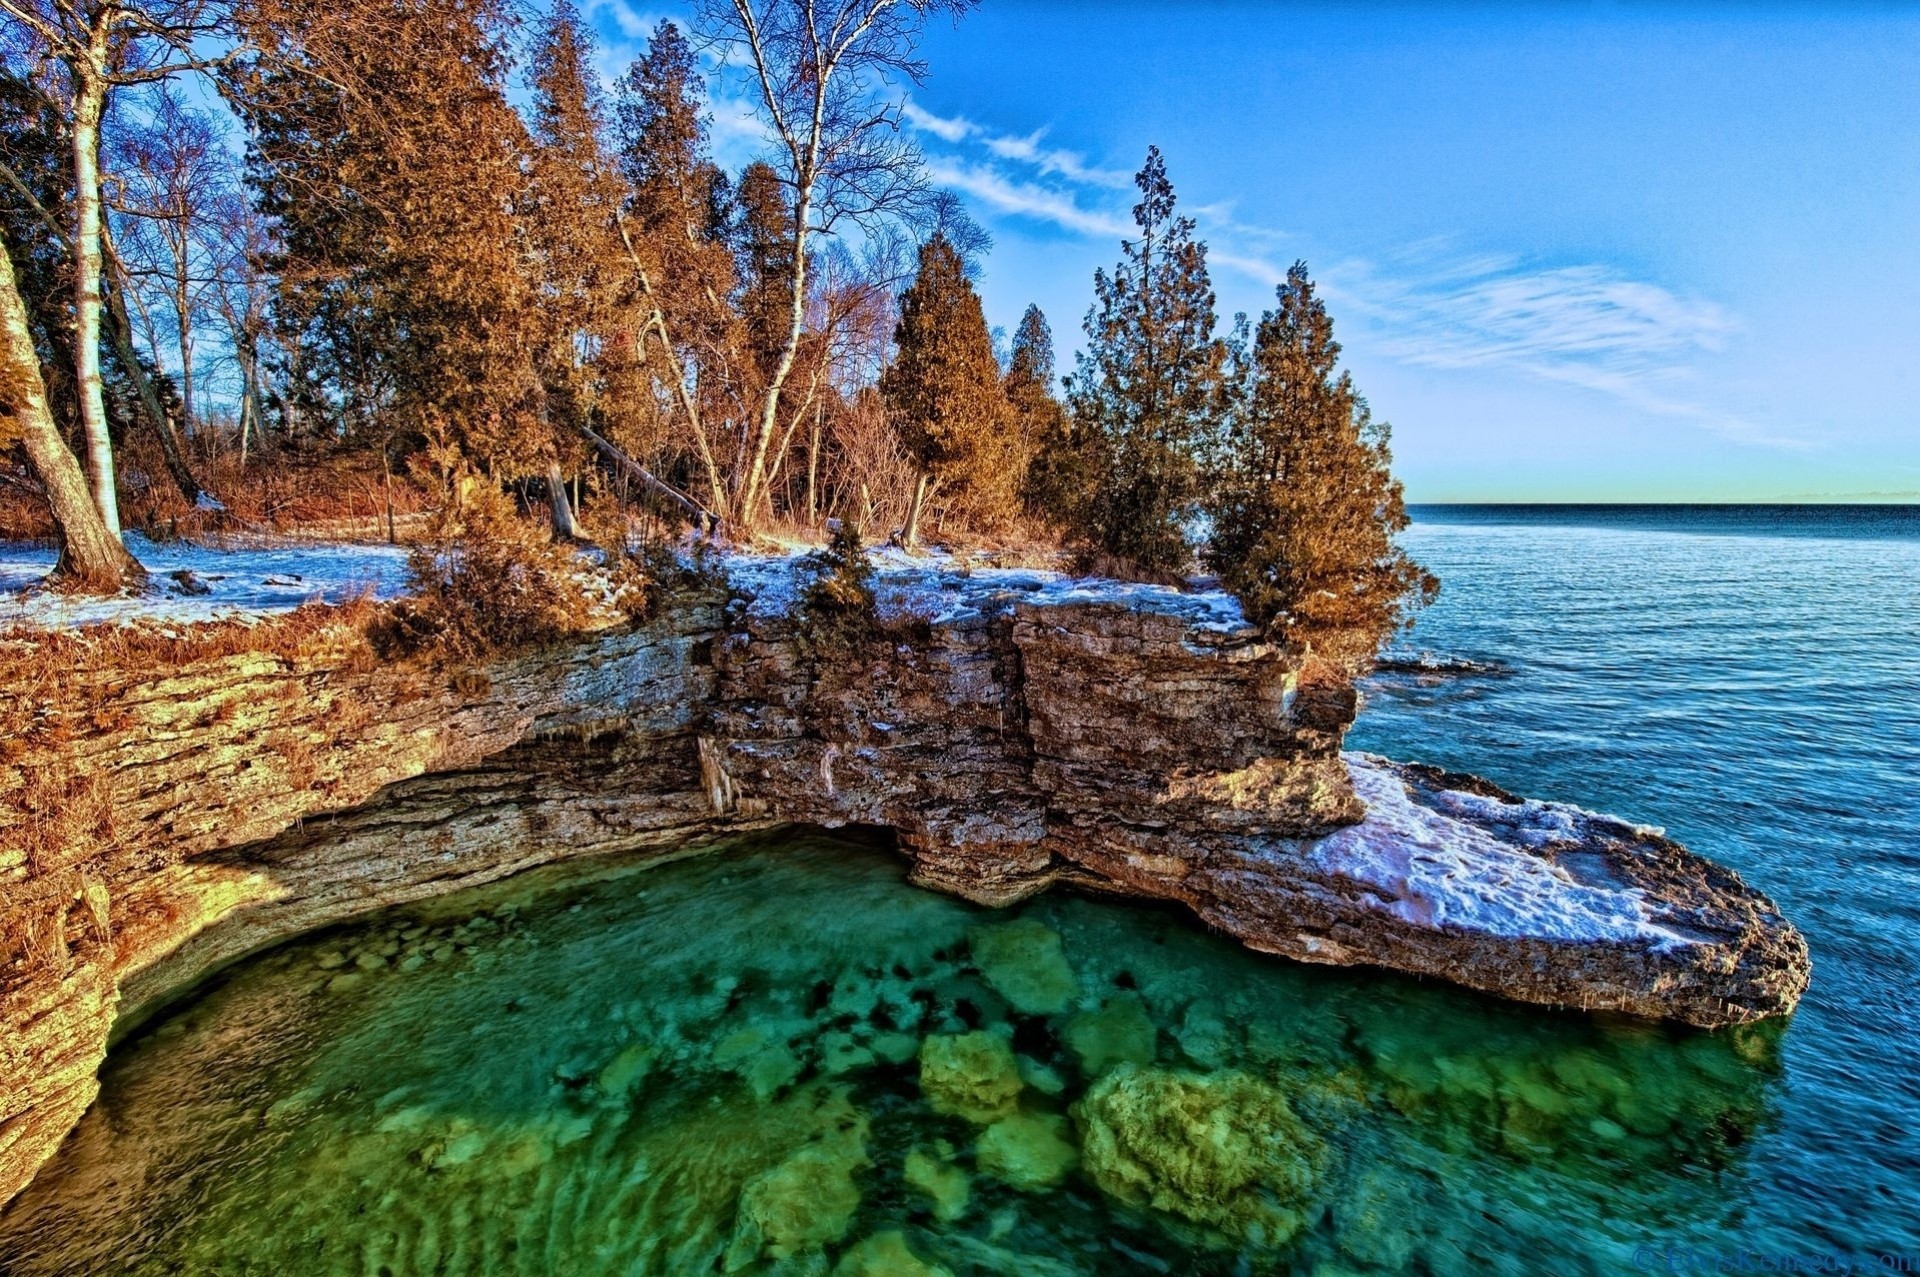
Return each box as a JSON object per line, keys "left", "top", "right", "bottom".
{"left": 0, "top": 556, "right": 1810, "bottom": 1207}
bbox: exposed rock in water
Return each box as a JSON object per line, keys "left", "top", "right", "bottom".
{"left": 0, "top": 557, "right": 1810, "bottom": 1208}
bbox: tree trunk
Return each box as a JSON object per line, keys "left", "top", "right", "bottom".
{"left": 103, "top": 262, "right": 205, "bottom": 506}
{"left": 575, "top": 424, "right": 717, "bottom": 536}
{"left": 806, "top": 403, "right": 823, "bottom": 525}
{"left": 546, "top": 459, "right": 580, "bottom": 540}
{"left": 736, "top": 187, "right": 812, "bottom": 529}
{"left": 173, "top": 251, "right": 194, "bottom": 434}
{"left": 1, "top": 225, "right": 142, "bottom": 591}
{"left": 70, "top": 74, "right": 122, "bottom": 536}
{"left": 903, "top": 472, "right": 931, "bottom": 550}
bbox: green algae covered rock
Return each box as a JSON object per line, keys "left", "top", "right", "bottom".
{"left": 726, "top": 1100, "right": 873, "bottom": 1268}
{"left": 975, "top": 1112, "right": 1078, "bottom": 1191}
{"left": 1074, "top": 1064, "right": 1327, "bottom": 1248}
{"left": 1064, "top": 993, "right": 1157, "bottom": 1078}
{"left": 970, "top": 919, "right": 1079, "bottom": 1015}
{"left": 833, "top": 1230, "right": 954, "bottom": 1277}
{"left": 918, "top": 1031, "right": 1023, "bottom": 1124}
{"left": 904, "top": 1147, "right": 972, "bottom": 1222}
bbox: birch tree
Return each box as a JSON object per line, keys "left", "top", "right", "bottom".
{"left": 1, "top": 220, "right": 142, "bottom": 587}
{"left": 0, "top": 0, "right": 234, "bottom": 537}
{"left": 696, "top": 0, "right": 972, "bottom": 530}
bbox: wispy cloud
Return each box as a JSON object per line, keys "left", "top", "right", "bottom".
{"left": 585, "top": 0, "right": 665, "bottom": 41}
{"left": 903, "top": 103, "right": 1130, "bottom": 188}
{"left": 901, "top": 101, "right": 976, "bottom": 144}
{"left": 901, "top": 97, "right": 1780, "bottom": 447}
{"left": 1313, "top": 249, "right": 1793, "bottom": 446}
{"left": 925, "top": 157, "right": 1131, "bottom": 239}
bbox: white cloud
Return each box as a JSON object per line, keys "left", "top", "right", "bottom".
{"left": 924, "top": 158, "right": 1132, "bottom": 240}
{"left": 586, "top": 0, "right": 664, "bottom": 41}
{"left": 1298, "top": 249, "right": 1792, "bottom": 446}
{"left": 902, "top": 101, "right": 977, "bottom": 144}
{"left": 981, "top": 129, "right": 1132, "bottom": 189}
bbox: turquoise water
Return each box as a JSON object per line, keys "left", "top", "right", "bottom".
{"left": 1, "top": 505, "right": 1914, "bottom": 1275}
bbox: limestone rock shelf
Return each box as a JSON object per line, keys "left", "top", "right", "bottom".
{"left": 0, "top": 557, "right": 1810, "bottom": 1207}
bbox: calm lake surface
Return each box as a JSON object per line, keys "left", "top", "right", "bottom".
{"left": 3, "top": 504, "right": 1916, "bottom": 1275}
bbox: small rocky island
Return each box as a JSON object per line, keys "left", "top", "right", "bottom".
{"left": 0, "top": 552, "right": 1810, "bottom": 1209}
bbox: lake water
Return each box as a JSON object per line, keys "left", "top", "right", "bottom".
{"left": 3, "top": 505, "right": 1916, "bottom": 1275}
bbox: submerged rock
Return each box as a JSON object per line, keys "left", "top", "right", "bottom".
{"left": 918, "top": 1032, "right": 1023, "bottom": 1124}
{"left": 1074, "top": 1064, "right": 1328, "bottom": 1248}
{"left": 904, "top": 1146, "right": 971, "bottom": 1222}
{"left": 726, "top": 1110, "right": 872, "bottom": 1267}
{"left": 1065, "top": 994, "right": 1157, "bottom": 1078}
{"left": 970, "top": 920, "right": 1079, "bottom": 1016}
{"left": 975, "top": 1112, "right": 1078, "bottom": 1191}
{"left": 834, "top": 1231, "right": 953, "bottom": 1277}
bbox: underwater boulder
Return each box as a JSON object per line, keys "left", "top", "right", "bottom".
{"left": 1065, "top": 993, "right": 1157, "bottom": 1078}
{"left": 726, "top": 1111, "right": 873, "bottom": 1268}
{"left": 969, "top": 919, "right": 1079, "bottom": 1015}
{"left": 904, "top": 1147, "right": 971, "bottom": 1222}
{"left": 833, "top": 1230, "right": 954, "bottom": 1277}
{"left": 918, "top": 1031, "right": 1024, "bottom": 1124}
{"left": 975, "top": 1112, "right": 1078, "bottom": 1191}
{"left": 1074, "top": 1064, "right": 1328, "bottom": 1248}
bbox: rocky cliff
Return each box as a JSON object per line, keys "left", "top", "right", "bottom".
{"left": 0, "top": 557, "right": 1811, "bottom": 1207}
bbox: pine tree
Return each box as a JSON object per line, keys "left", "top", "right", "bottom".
{"left": 1203, "top": 261, "right": 1437, "bottom": 666}
{"left": 524, "top": 1, "right": 627, "bottom": 533}
{"left": 609, "top": 20, "right": 740, "bottom": 505}
{"left": 614, "top": 22, "right": 730, "bottom": 251}
{"left": 731, "top": 160, "right": 794, "bottom": 388}
{"left": 880, "top": 233, "right": 1020, "bottom": 542}
{"left": 1006, "top": 304, "right": 1079, "bottom": 525}
{"left": 1067, "top": 146, "right": 1227, "bottom": 573}
{"left": 229, "top": 0, "right": 541, "bottom": 472}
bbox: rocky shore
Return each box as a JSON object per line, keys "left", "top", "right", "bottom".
{"left": 0, "top": 555, "right": 1811, "bottom": 1207}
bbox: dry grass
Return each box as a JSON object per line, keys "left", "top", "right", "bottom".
{"left": 0, "top": 442, "right": 436, "bottom": 545}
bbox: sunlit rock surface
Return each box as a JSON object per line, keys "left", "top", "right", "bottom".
{"left": 0, "top": 555, "right": 1809, "bottom": 1207}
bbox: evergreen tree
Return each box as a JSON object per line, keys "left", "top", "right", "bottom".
{"left": 609, "top": 20, "right": 740, "bottom": 501}
{"left": 229, "top": 0, "right": 541, "bottom": 472}
{"left": 880, "top": 233, "right": 1020, "bottom": 542}
{"left": 614, "top": 22, "right": 730, "bottom": 250}
{"left": 1068, "top": 146, "right": 1227, "bottom": 572}
{"left": 523, "top": 0, "right": 627, "bottom": 534}
{"left": 731, "top": 160, "right": 794, "bottom": 387}
{"left": 1006, "top": 304, "right": 1079, "bottom": 525}
{"left": 1203, "top": 261, "right": 1436, "bottom": 666}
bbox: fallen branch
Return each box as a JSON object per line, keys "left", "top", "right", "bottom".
{"left": 574, "top": 424, "right": 722, "bottom": 538}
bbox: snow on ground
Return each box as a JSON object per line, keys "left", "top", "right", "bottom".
{"left": 720, "top": 545, "right": 1252, "bottom": 635}
{"left": 0, "top": 534, "right": 411, "bottom": 629}
{"left": 1307, "top": 753, "right": 1697, "bottom": 950}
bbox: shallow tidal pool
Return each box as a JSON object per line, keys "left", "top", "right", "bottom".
{"left": 0, "top": 830, "right": 1782, "bottom": 1276}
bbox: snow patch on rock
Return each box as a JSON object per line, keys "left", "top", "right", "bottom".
{"left": 1307, "top": 753, "right": 1696, "bottom": 950}
{"left": 718, "top": 548, "right": 1252, "bottom": 636}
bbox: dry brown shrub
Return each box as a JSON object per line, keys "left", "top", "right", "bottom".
{"left": 1069, "top": 545, "right": 1190, "bottom": 589}
{"left": 374, "top": 477, "right": 597, "bottom": 661}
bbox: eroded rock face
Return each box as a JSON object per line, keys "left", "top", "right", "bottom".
{"left": 0, "top": 561, "right": 1810, "bottom": 1208}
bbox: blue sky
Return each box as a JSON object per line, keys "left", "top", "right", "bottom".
{"left": 587, "top": 2, "right": 1920, "bottom": 501}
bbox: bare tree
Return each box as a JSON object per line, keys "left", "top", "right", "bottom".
{"left": 109, "top": 83, "right": 225, "bottom": 436}
{"left": 696, "top": 0, "right": 971, "bottom": 530}
{"left": 1, "top": 220, "right": 142, "bottom": 587}
{"left": 0, "top": 0, "right": 233, "bottom": 538}
{"left": 204, "top": 184, "right": 272, "bottom": 461}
